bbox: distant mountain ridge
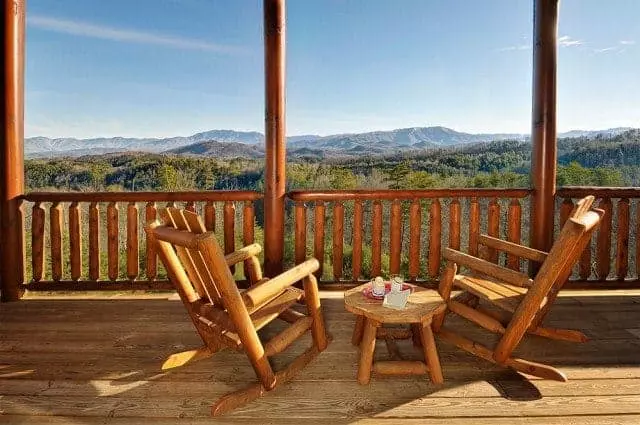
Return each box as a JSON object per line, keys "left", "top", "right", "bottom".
{"left": 25, "top": 126, "right": 635, "bottom": 158}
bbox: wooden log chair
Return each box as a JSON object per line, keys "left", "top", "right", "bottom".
{"left": 433, "top": 196, "right": 603, "bottom": 382}
{"left": 145, "top": 207, "right": 330, "bottom": 416}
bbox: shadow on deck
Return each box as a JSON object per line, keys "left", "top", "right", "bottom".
{"left": 1, "top": 290, "right": 640, "bottom": 424}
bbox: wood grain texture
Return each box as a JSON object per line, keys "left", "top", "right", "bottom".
{"left": 352, "top": 200, "right": 363, "bottom": 281}
{"left": 332, "top": 201, "right": 345, "bottom": 280}
{"left": 223, "top": 201, "right": 236, "bottom": 273}
{"left": 448, "top": 198, "right": 461, "bottom": 250}
{"left": 408, "top": 200, "right": 421, "bottom": 281}
{"left": 50, "top": 202, "right": 63, "bottom": 281}
{"left": 294, "top": 201, "right": 306, "bottom": 265}
{"left": 145, "top": 202, "right": 157, "bottom": 280}
{"left": 313, "top": 201, "right": 326, "bottom": 279}
{"left": 107, "top": 202, "right": 119, "bottom": 281}
{"left": 371, "top": 200, "right": 383, "bottom": 277}
{"left": 506, "top": 199, "right": 522, "bottom": 270}
{"left": 204, "top": 201, "right": 216, "bottom": 232}
{"left": 31, "top": 202, "right": 45, "bottom": 282}
{"left": 428, "top": 199, "right": 442, "bottom": 278}
{"left": 389, "top": 200, "right": 402, "bottom": 274}
{"left": 596, "top": 198, "right": 613, "bottom": 280}
{"left": 127, "top": 202, "right": 139, "bottom": 281}
{"left": 487, "top": 198, "right": 500, "bottom": 263}
{"left": 468, "top": 197, "right": 480, "bottom": 256}
{"left": 616, "top": 198, "right": 630, "bottom": 280}
{"left": 88, "top": 202, "right": 100, "bottom": 281}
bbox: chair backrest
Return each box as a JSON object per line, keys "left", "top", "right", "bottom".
{"left": 146, "top": 208, "right": 242, "bottom": 313}
{"left": 502, "top": 196, "right": 603, "bottom": 346}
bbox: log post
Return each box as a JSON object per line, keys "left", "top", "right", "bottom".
{"left": 529, "top": 0, "right": 559, "bottom": 263}
{"left": 263, "top": 0, "right": 286, "bottom": 277}
{"left": 1, "top": 0, "right": 26, "bottom": 301}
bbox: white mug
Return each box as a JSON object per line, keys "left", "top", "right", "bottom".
{"left": 372, "top": 276, "right": 385, "bottom": 296}
{"left": 390, "top": 275, "right": 404, "bottom": 293}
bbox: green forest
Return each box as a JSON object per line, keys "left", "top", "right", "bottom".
{"left": 26, "top": 130, "right": 640, "bottom": 193}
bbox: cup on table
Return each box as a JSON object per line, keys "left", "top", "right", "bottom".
{"left": 372, "top": 276, "right": 386, "bottom": 297}
{"left": 390, "top": 275, "right": 404, "bottom": 293}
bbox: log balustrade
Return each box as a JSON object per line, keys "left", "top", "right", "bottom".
{"left": 22, "top": 191, "right": 262, "bottom": 291}
{"left": 288, "top": 189, "right": 531, "bottom": 287}
{"left": 556, "top": 187, "right": 640, "bottom": 286}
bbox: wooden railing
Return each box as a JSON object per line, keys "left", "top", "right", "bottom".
{"left": 287, "top": 189, "right": 532, "bottom": 287}
{"left": 556, "top": 187, "right": 640, "bottom": 287}
{"left": 22, "top": 191, "right": 262, "bottom": 291}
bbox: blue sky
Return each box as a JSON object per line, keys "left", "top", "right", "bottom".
{"left": 26, "top": 0, "right": 640, "bottom": 138}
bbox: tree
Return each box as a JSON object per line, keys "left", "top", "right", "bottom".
{"left": 386, "top": 162, "right": 411, "bottom": 189}
{"left": 157, "top": 164, "right": 179, "bottom": 191}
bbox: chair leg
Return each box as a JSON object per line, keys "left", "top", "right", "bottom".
{"left": 438, "top": 328, "right": 567, "bottom": 382}
{"left": 357, "top": 319, "right": 378, "bottom": 385}
{"left": 303, "top": 274, "right": 329, "bottom": 351}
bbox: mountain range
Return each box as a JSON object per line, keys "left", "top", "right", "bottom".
{"left": 25, "top": 126, "right": 634, "bottom": 159}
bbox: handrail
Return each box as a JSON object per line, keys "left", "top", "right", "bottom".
{"left": 287, "top": 188, "right": 531, "bottom": 202}
{"left": 23, "top": 190, "right": 263, "bottom": 203}
{"left": 557, "top": 187, "right": 640, "bottom": 198}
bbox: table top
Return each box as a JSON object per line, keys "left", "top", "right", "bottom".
{"left": 343, "top": 282, "right": 446, "bottom": 324}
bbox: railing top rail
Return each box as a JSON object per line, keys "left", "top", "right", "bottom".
{"left": 287, "top": 188, "right": 532, "bottom": 202}
{"left": 23, "top": 190, "right": 263, "bottom": 203}
{"left": 557, "top": 186, "right": 640, "bottom": 199}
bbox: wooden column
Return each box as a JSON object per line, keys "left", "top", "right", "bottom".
{"left": 263, "top": 0, "right": 286, "bottom": 276}
{"left": 0, "top": 0, "right": 26, "bottom": 301}
{"left": 529, "top": 0, "right": 559, "bottom": 257}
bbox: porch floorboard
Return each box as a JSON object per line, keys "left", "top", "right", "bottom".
{"left": 1, "top": 290, "right": 640, "bottom": 424}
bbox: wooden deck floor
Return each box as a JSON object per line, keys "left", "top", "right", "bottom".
{"left": 1, "top": 290, "right": 640, "bottom": 424}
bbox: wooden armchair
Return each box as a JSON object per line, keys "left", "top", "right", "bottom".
{"left": 434, "top": 196, "right": 603, "bottom": 381}
{"left": 145, "top": 207, "right": 330, "bottom": 416}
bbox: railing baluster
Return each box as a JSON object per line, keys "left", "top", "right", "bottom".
{"left": 185, "top": 201, "right": 196, "bottom": 212}
{"left": 332, "top": 201, "right": 345, "bottom": 280}
{"left": 69, "top": 202, "right": 82, "bottom": 281}
{"left": 313, "top": 201, "right": 326, "bottom": 279}
{"left": 468, "top": 197, "right": 480, "bottom": 256}
{"left": 389, "top": 199, "right": 402, "bottom": 275}
{"left": 448, "top": 198, "right": 461, "bottom": 250}
{"left": 89, "top": 202, "right": 100, "bottom": 281}
{"left": 506, "top": 198, "right": 522, "bottom": 271}
{"left": 559, "top": 198, "right": 573, "bottom": 226}
{"left": 127, "top": 202, "right": 139, "bottom": 281}
{"left": 408, "top": 199, "right": 421, "bottom": 281}
{"left": 616, "top": 198, "right": 630, "bottom": 280}
{"left": 352, "top": 200, "right": 363, "bottom": 281}
{"left": 371, "top": 200, "right": 383, "bottom": 277}
{"left": 31, "top": 202, "right": 45, "bottom": 282}
{"left": 107, "top": 202, "right": 119, "bottom": 281}
{"left": 223, "top": 201, "right": 236, "bottom": 273}
{"left": 596, "top": 198, "right": 612, "bottom": 280}
{"left": 428, "top": 199, "right": 441, "bottom": 278}
{"left": 243, "top": 201, "right": 255, "bottom": 246}
{"left": 50, "top": 202, "right": 63, "bottom": 282}
{"left": 487, "top": 198, "right": 500, "bottom": 263}
{"left": 145, "top": 202, "right": 157, "bottom": 280}
{"left": 294, "top": 201, "right": 306, "bottom": 265}
{"left": 204, "top": 201, "right": 216, "bottom": 232}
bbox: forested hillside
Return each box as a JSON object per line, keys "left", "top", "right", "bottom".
{"left": 25, "top": 130, "right": 640, "bottom": 192}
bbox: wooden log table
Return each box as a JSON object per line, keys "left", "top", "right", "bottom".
{"left": 344, "top": 283, "right": 447, "bottom": 385}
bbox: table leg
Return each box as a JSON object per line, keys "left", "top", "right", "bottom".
{"left": 357, "top": 318, "right": 378, "bottom": 385}
{"left": 410, "top": 324, "right": 422, "bottom": 348}
{"left": 420, "top": 320, "right": 444, "bottom": 384}
{"left": 352, "top": 315, "right": 365, "bottom": 346}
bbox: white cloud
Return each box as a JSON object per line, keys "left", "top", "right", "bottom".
{"left": 497, "top": 44, "right": 530, "bottom": 52}
{"left": 28, "top": 15, "right": 246, "bottom": 54}
{"left": 558, "top": 35, "right": 583, "bottom": 47}
{"left": 594, "top": 46, "right": 619, "bottom": 53}
{"left": 619, "top": 40, "right": 636, "bottom": 45}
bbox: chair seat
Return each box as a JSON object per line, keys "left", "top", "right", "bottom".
{"left": 453, "top": 275, "right": 546, "bottom": 313}
{"left": 250, "top": 287, "right": 304, "bottom": 331}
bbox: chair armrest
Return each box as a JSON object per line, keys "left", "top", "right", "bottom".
{"left": 242, "top": 259, "right": 320, "bottom": 309}
{"left": 225, "top": 243, "right": 262, "bottom": 266}
{"left": 443, "top": 248, "right": 533, "bottom": 287}
{"left": 478, "top": 235, "right": 547, "bottom": 263}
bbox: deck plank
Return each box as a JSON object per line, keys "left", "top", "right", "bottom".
{"left": 1, "top": 291, "right": 640, "bottom": 423}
